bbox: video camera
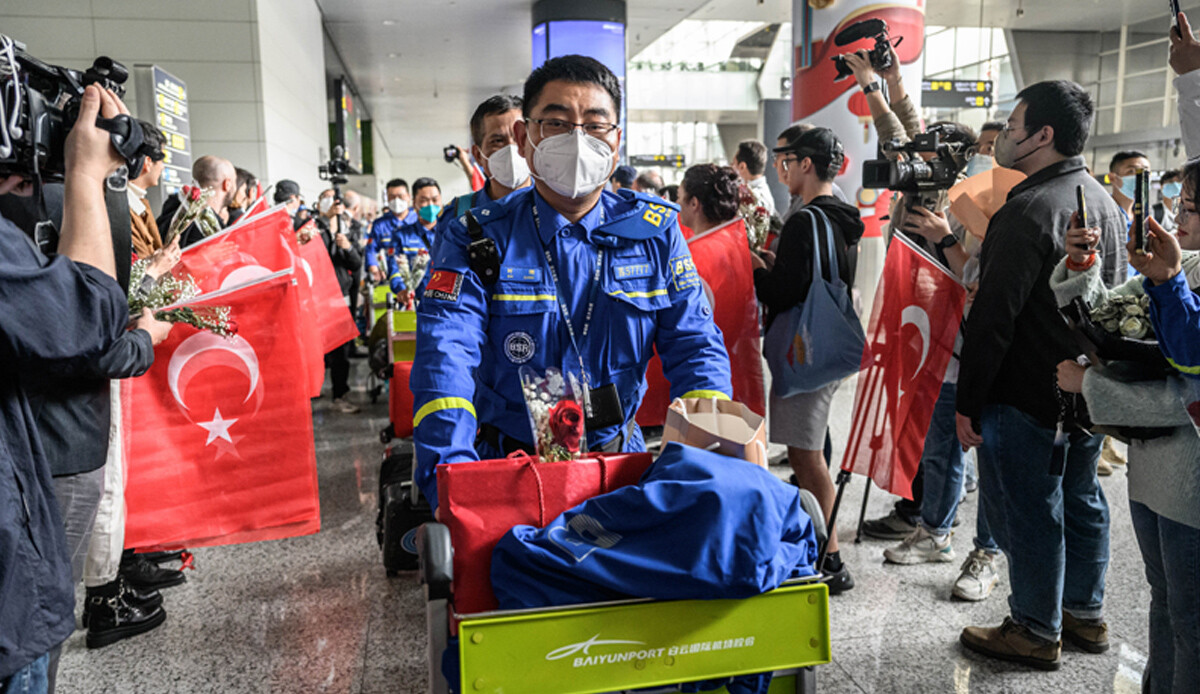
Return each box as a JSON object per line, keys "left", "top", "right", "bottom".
{"left": 0, "top": 35, "right": 151, "bottom": 181}
{"left": 862, "top": 126, "right": 970, "bottom": 212}
{"left": 318, "top": 145, "right": 351, "bottom": 201}
{"left": 831, "top": 18, "right": 898, "bottom": 82}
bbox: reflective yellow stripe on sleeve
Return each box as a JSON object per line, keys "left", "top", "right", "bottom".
{"left": 413, "top": 397, "right": 476, "bottom": 428}
{"left": 681, "top": 390, "right": 731, "bottom": 400}
{"left": 1167, "top": 356, "right": 1200, "bottom": 375}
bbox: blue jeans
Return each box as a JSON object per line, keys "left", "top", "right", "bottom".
{"left": 978, "top": 404, "right": 1109, "bottom": 642}
{"left": 918, "top": 382, "right": 999, "bottom": 552}
{"left": 1, "top": 654, "right": 49, "bottom": 694}
{"left": 1129, "top": 500, "right": 1200, "bottom": 694}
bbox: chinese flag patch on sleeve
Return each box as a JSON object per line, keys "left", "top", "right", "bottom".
{"left": 425, "top": 270, "right": 463, "bottom": 302}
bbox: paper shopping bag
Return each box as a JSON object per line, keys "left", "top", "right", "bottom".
{"left": 437, "top": 452, "right": 653, "bottom": 616}
{"left": 662, "top": 397, "right": 768, "bottom": 468}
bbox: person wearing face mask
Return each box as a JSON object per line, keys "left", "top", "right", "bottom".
{"left": 439, "top": 95, "right": 533, "bottom": 229}
{"left": 954, "top": 80, "right": 1128, "bottom": 670}
{"left": 315, "top": 188, "right": 363, "bottom": 414}
{"left": 365, "top": 178, "right": 416, "bottom": 283}
{"left": 409, "top": 55, "right": 732, "bottom": 513}
{"left": 385, "top": 177, "right": 441, "bottom": 302}
{"left": 1155, "top": 169, "right": 1182, "bottom": 231}
{"left": 1109, "top": 150, "right": 1154, "bottom": 222}
{"left": 1051, "top": 159, "right": 1200, "bottom": 694}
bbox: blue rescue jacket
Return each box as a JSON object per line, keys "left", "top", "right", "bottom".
{"left": 1145, "top": 271, "right": 1200, "bottom": 379}
{"left": 365, "top": 208, "right": 418, "bottom": 270}
{"left": 410, "top": 187, "right": 732, "bottom": 509}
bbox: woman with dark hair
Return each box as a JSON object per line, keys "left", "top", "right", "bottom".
{"left": 678, "top": 164, "right": 741, "bottom": 238}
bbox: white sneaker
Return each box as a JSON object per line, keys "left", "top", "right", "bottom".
{"left": 952, "top": 548, "right": 999, "bottom": 601}
{"left": 883, "top": 526, "right": 955, "bottom": 565}
{"left": 332, "top": 397, "right": 360, "bottom": 414}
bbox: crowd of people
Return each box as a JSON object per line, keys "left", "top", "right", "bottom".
{"left": 5, "top": 10, "right": 1200, "bottom": 694}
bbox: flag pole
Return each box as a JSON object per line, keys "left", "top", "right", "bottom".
{"left": 817, "top": 468, "right": 854, "bottom": 573}
{"left": 854, "top": 475, "right": 872, "bottom": 543}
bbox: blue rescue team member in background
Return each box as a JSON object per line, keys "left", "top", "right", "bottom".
{"left": 439, "top": 94, "right": 533, "bottom": 227}
{"left": 411, "top": 55, "right": 732, "bottom": 509}
{"left": 365, "top": 177, "right": 416, "bottom": 283}
{"left": 386, "top": 177, "right": 442, "bottom": 301}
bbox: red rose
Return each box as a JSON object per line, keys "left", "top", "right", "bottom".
{"left": 548, "top": 400, "right": 584, "bottom": 452}
{"left": 188, "top": 186, "right": 201, "bottom": 202}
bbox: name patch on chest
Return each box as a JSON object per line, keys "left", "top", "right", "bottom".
{"left": 502, "top": 266, "right": 542, "bottom": 283}
{"left": 612, "top": 262, "right": 654, "bottom": 281}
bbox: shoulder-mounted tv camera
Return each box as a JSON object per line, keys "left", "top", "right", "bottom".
{"left": 831, "top": 19, "right": 901, "bottom": 82}
{"left": 862, "top": 126, "right": 970, "bottom": 211}
{"left": 0, "top": 35, "right": 153, "bottom": 182}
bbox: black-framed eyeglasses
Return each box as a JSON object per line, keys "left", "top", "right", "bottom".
{"left": 527, "top": 117, "right": 620, "bottom": 139}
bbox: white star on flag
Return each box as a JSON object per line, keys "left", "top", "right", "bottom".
{"left": 198, "top": 408, "right": 239, "bottom": 445}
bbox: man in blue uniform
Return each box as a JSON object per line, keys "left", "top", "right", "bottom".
{"left": 365, "top": 177, "right": 416, "bottom": 283}
{"left": 386, "top": 177, "right": 442, "bottom": 300}
{"left": 411, "top": 55, "right": 732, "bottom": 509}
{"left": 439, "top": 94, "right": 533, "bottom": 223}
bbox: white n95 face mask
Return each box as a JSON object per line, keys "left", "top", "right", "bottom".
{"left": 487, "top": 144, "right": 531, "bottom": 190}
{"left": 531, "top": 129, "right": 615, "bottom": 199}
{"left": 388, "top": 197, "right": 408, "bottom": 216}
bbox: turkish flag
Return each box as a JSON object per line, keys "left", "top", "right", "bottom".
{"left": 841, "top": 234, "right": 966, "bottom": 499}
{"left": 637, "top": 218, "right": 765, "bottom": 426}
{"left": 295, "top": 233, "right": 359, "bottom": 353}
{"left": 123, "top": 270, "right": 320, "bottom": 550}
{"left": 174, "top": 207, "right": 296, "bottom": 294}
{"left": 238, "top": 190, "right": 271, "bottom": 220}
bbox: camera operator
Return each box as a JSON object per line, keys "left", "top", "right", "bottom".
{"left": 0, "top": 83, "right": 134, "bottom": 692}
{"left": 315, "top": 188, "right": 363, "bottom": 413}
{"left": 955, "top": 80, "right": 1126, "bottom": 669}
{"left": 843, "top": 41, "right": 919, "bottom": 156}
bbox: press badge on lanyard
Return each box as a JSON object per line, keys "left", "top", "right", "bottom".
{"left": 532, "top": 201, "right": 625, "bottom": 433}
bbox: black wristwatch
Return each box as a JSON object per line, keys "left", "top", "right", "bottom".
{"left": 862, "top": 81, "right": 882, "bottom": 95}
{"left": 936, "top": 234, "right": 958, "bottom": 250}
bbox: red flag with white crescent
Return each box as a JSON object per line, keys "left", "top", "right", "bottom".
{"left": 637, "top": 217, "right": 765, "bottom": 426}
{"left": 123, "top": 270, "right": 320, "bottom": 550}
{"left": 175, "top": 207, "right": 296, "bottom": 294}
{"left": 295, "top": 233, "right": 360, "bottom": 354}
{"left": 841, "top": 234, "right": 966, "bottom": 499}
{"left": 239, "top": 190, "right": 271, "bottom": 220}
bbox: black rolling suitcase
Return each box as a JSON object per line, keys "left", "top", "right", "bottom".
{"left": 376, "top": 444, "right": 432, "bottom": 574}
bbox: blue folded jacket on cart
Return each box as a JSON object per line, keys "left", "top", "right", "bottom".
{"left": 491, "top": 442, "right": 819, "bottom": 610}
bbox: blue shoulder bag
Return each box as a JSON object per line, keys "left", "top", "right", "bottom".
{"left": 763, "top": 206, "right": 865, "bottom": 397}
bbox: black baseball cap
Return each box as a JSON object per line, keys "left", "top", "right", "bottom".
{"left": 611, "top": 165, "right": 636, "bottom": 186}
{"left": 274, "top": 179, "right": 301, "bottom": 203}
{"left": 772, "top": 127, "right": 844, "bottom": 170}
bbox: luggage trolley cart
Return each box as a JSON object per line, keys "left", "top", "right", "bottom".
{"left": 365, "top": 283, "right": 394, "bottom": 404}
{"left": 417, "top": 482, "right": 832, "bottom": 693}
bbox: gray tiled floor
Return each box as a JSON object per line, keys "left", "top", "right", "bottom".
{"left": 56, "top": 367, "right": 1148, "bottom": 693}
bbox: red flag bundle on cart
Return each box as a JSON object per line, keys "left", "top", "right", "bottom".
{"left": 638, "top": 217, "right": 765, "bottom": 426}
{"left": 174, "top": 207, "right": 296, "bottom": 294}
{"left": 841, "top": 234, "right": 966, "bottom": 500}
{"left": 295, "top": 232, "right": 360, "bottom": 353}
{"left": 122, "top": 269, "right": 321, "bottom": 550}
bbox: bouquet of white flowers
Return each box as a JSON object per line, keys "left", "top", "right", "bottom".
{"left": 129, "top": 260, "right": 235, "bottom": 336}
{"left": 1089, "top": 294, "right": 1154, "bottom": 340}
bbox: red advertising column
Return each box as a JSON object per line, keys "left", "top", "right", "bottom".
{"left": 791, "top": 0, "right": 926, "bottom": 317}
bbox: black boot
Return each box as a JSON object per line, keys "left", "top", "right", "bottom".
{"left": 119, "top": 575, "right": 163, "bottom": 614}
{"left": 120, "top": 549, "right": 186, "bottom": 591}
{"left": 84, "top": 581, "right": 166, "bottom": 649}
{"left": 138, "top": 550, "right": 184, "bottom": 564}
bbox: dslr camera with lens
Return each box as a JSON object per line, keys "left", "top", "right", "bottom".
{"left": 862, "top": 125, "right": 970, "bottom": 213}
{"left": 0, "top": 35, "right": 152, "bottom": 181}
{"left": 831, "top": 18, "right": 900, "bottom": 82}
